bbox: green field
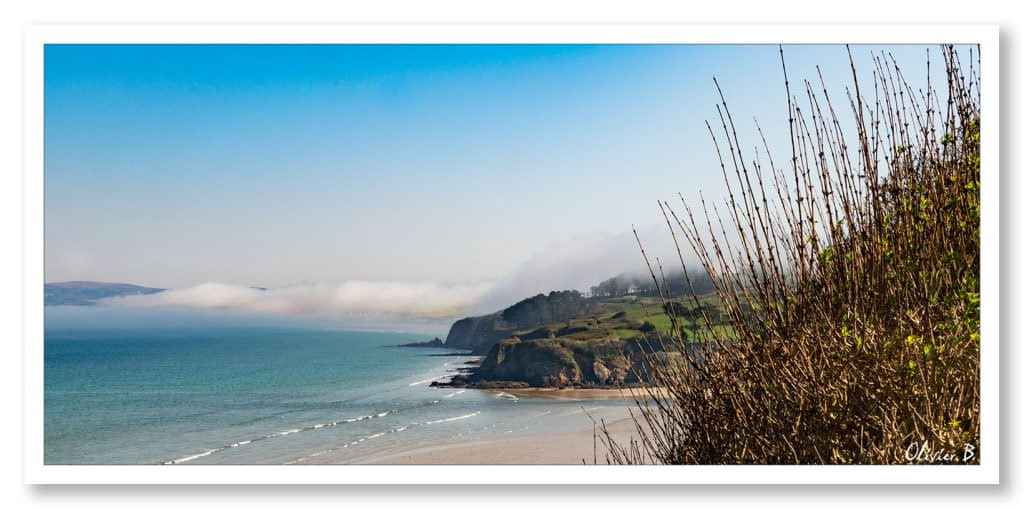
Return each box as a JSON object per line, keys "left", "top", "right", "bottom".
{"left": 592, "top": 294, "right": 734, "bottom": 341}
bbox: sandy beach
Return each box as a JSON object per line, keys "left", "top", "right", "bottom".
{"left": 333, "top": 392, "right": 645, "bottom": 465}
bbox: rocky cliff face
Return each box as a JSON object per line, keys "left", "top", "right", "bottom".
{"left": 442, "top": 313, "right": 508, "bottom": 353}
{"left": 442, "top": 290, "right": 589, "bottom": 353}
{"left": 470, "top": 336, "right": 643, "bottom": 387}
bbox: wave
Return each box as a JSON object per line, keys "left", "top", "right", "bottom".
{"left": 164, "top": 448, "right": 222, "bottom": 465}
{"left": 443, "top": 389, "right": 466, "bottom": 399}
{"left": 163, "top": 383, "right": 481, "bottom": 465}
{"left": 267, "top": 428, "right": 302, "bottom": 438}
{"left": 285, "top": 417, "right": 441, "bottom": 464}
{"left": 162, "top": 409, "right": 395, "bottom": 465}
{"left": 424, "top": 411, "right": 480, "bottom": 425}
{"left": 408, "top": 375, "right": 443, "bottom": 387}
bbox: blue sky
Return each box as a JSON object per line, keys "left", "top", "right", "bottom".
{"left": 44, "top": 43, "right": 951, "bottom": 298}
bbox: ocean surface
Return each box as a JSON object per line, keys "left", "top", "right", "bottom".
{"left": 44, "top": 307, "right": 625, "bottom": 465}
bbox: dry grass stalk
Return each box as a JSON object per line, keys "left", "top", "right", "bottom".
{"left": 599, "top": 46, "right": 981, "bottom": 465}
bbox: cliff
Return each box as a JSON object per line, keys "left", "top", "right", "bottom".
{"left": 443, "top": 312, "right": 508, "bottom": 352}
{"left": 443, "top": 290, "right": 591, "bottom": 353}
{"left": 471, "top": 335, "right": 647, "bottom": 387}
{"left": 436, "top": 294, "right": 700, "bottom": 388}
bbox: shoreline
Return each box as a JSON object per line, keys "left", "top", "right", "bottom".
{"left": 341, "top": 406, "right": 641, "bottom": 465}
{"left": 433, "top": 354, "right": 668, "bottom": 399}
{"left": 483, "top": 386, "right": 666, "bottom": 401}
{"left": 326, "top": 358, "right": 661, "bottom": 465}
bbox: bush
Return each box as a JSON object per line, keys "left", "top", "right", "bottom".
{"left": 603, "top": 46, "right": 981, "bottom": 465}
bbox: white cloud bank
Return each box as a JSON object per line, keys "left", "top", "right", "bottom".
{"left": 102, "top": 281, "right": 495, "bottom": 318}
{"left": 101, "top": 227, "right": 694, "bottom": 319}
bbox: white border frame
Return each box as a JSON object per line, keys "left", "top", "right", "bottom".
{"left": 24, "top": 24, "right": 999, "bottom": 485}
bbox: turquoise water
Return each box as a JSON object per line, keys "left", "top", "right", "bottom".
{"left": 44, "top": 308, "right": 623, "bottom": 464}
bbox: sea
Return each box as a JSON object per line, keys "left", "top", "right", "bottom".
{"left": 44, "top": 307, "right": 626, "bottom": 465}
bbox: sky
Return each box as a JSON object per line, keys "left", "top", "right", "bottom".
{"left": 44, "top": 43, "right": 959, "bottom": 316}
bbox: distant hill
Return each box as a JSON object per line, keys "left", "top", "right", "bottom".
{"left": 44, "top": 281, "right": 165, "bottom": 306}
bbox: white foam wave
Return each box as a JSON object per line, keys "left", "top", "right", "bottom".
{"left": 267, "top": 428, "right": 302, "bottom": 438}
{"left": 425, "top": 411, "right": 480, "bottom": 425}
{"left": 292, "top": 420, "right": 413, "bottom": 463}
{"left": 442, "top": 389, "right": 466, "bottom": 399}
{"left": 408, "top": 376, "right": 442, "bottom": 386}
{"left": 165, "top": 411, "right": 389, "bottom": 464}
{"left": 340, "top": 415, "right": 371, "bottom": 424}
{"left": 164, "top": 448, "right": 222, "bottom": 465}
{"left": 285, "top": 448, "right": 334, "bottom": 465}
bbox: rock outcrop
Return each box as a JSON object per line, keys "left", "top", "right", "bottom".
{"left": 442, "top": 290, "right": 590, "bottom": 353}
{"left": 468, "top": 336, "right": 643, "bottom": 387}
{"left": 396, "top": 337, "right": 444, "bottom": 348}
{"left": 442, "top": 313, "right": 508, "bottom": 353}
